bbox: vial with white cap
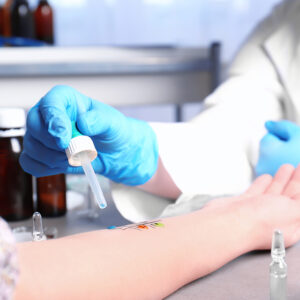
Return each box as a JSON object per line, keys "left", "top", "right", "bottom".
{"left": 66, "top": 122, "right": 107, "bottom": 209}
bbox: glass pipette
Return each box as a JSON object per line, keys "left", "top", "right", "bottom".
{"left": 270, "top": 229, "right": 287, "bottom": 300}
{"left": 76, "top": 151, "right": 107, "bottom": 209}
{"left": 66, "top": 121, "right": 107, "bottom": 210}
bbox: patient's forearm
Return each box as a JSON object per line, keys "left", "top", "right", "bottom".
{"left": 15, "top": 201, "right": 258, "bottom": 300}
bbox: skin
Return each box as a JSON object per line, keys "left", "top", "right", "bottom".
{"left": 14, "top": 164, "right": 300, "bottom": 300}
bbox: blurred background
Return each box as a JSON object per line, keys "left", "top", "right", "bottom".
{"left": 0, "top": 0, "right": 285, "bottom": 227}
{"left": 0, "top": 0, "right": 282, "bottom": 122}
{"left": 1, "top": 0, "right": 281, "bottom": 60}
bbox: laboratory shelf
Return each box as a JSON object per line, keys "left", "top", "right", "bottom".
{"left": 0, "top": 45, "right": 220, "bottom": 109}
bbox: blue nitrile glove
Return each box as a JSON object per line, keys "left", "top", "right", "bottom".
{"left": 255, "top": 120, "right": 300, "bottom": 176}
{"left": 19, "top": 85, "right": 159, "bottom": 185}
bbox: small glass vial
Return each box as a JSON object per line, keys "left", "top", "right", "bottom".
{"left": 270, "top": 230, "right": 287, "bottom": 300}
{"left": 0, "top": 108, "right": 33, "bottom": 221}
{"left": 37, "top": 174, "right": 66, "bottom": 217}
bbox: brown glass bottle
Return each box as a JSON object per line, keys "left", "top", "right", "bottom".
{"left": 34, "top": 0, "right": 54, "bottom": 44}
{"left": 11, "top": 0, "right": 35, "bottom": 38}
{"left": 0, "top": 6, "right": 4, "bottom": 35}
{"left": 2, "top": 0, "right": 13, "bottom": 37}
{"left": 0, "top": 108, "right": 33, "bottom": 221}
{"left": 37, "top": 174, "right": 66, "bottom": 217}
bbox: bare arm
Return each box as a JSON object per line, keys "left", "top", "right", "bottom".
{"left": 14, "top": 164, "right": 300, "bottom": 300}
{"left": 15, "top": 202, "right": 255, "bottom": 300}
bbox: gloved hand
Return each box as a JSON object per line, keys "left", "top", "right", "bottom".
{"left": 20, "top": 85, "right": 159, "bottom": 185}
{"left": 255, "top": 120, "right": 300, "bottom": 176}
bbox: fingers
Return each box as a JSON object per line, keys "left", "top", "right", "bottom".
{"left": 265, "top": 164, "right": 295, "bottom": 194}
{"left": 265, "top": 120, "right": 300, "bottom": 141}
{"left": 247, "top": 164, "right": 295, "bottom": 197}
{"left": 77, "top": 100, "right": 125, "bottom": 138}
{"left": 19, "top": 151, "right": 81, "bottom": 177}
{"left": 244, "top": 174, "right": 273, "bottom": 196}
{"left": 20, "top": 151, "right": 66, "bottom": 177}
{"left": 23, "top": 132, "right": 68, "bottom": 168}
{"left": 38, "top": 85, "right": 89, "bottom": 149}
{"left": 282, "top": 164, "right": 300, "bottom": 197}
{"left": 27, "top": 106, "right": 68, "bottom": 151}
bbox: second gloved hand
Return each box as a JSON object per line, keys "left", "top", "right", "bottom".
{"left": 255, "top": 120, "right": 300, "bottom": 176}
{"left": 20, "top": 85, "right": 159, "bottom": 185}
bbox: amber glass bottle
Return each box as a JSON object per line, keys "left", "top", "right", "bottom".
{"left": 34, "top": 0, "right": 54, "bottom": 44}
{"left": 2, "top": 0, "right": 13, "bottom": 37}
{"left": 0, "top": 108, "right": 33, "bottom": 221}
{"left": 37, "top": 174, "right": 66, "bottom": 217}
{"left": 11, "top": 0, "right": 35, "bottom": 38}
{"left": 0, "top": 6, "right": 4, "bottom": 35}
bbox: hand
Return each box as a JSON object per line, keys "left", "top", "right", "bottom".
{"left": 20, "top": 85, "right": 159, "bottom": 185}
{"left": 255, "top": 120, "right": 300, "bottom": 176}
{"left": 209, "top": 164, "right": 300, "bottom": 250}
{"left": 246, "top": 164, "right": 300, "bottom": 249}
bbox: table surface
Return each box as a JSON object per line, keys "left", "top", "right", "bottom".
{"left": 9, "top": 198, "right": 300, "bottom": 300}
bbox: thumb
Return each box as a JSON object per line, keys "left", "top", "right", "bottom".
{"left": 265, "top": 120, "right": 300, "bottom": 141}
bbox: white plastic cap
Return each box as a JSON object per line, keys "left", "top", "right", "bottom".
{"left": 66, "top": 135, "right": 97, "bottom": 166}
{"left": 0, "top": 107, "right": 26, "bottom": 128}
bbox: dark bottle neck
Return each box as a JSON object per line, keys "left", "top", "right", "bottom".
{"left": 12, "top": 0, "right": 29, "bottom": 7}
{"left": 14, "top": 0, "right": 29, "bottom": 3}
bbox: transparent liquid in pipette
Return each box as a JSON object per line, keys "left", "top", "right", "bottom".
{"left": 81, "top": 161, "right": 107, "bottom": 209}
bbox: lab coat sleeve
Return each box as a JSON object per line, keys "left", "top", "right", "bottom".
{"left": 112, "top": 1, "right": 290, "bottom": 223}
{"left": 151, "top": 0, "right": 289, "bottom": 196}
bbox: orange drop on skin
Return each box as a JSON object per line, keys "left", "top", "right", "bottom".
{"left": 138, "top": 225, "right": 148, "bottom": 230}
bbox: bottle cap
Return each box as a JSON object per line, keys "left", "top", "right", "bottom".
{"left": 66, "top": 135, "right": 97, "bottom": 166}
{"left": 0, "top": 108, "right": 26, "bottom": 129}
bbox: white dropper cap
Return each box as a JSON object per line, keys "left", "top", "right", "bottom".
{"left": 66, "top": 121, "right": 107, "bottom": 209}
{"left": 66, "top": 135, "right": 97, "bottom": 166}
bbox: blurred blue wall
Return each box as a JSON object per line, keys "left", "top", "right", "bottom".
{"left": 22, "top": 0, "right": 282, "bottom": 62}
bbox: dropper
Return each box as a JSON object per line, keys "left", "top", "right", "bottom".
{"left": 32, "top": 212, "right": 46, "bottom": 241}
{"left": 66, "top": 116, "right": 107, "bottom": 209}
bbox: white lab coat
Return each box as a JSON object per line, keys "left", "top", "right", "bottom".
{"left": 113, "top": 0, "right": 300, "bottom": 222}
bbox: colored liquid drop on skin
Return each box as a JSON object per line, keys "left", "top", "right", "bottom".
{"left": 107, "top": 226, "right": 116, "bottom": 229}
{"left": 138, "top": 225, "right": 148, "bottom": 229}
{"left": 154, "top": 222, "right": 164, "bottom": 227}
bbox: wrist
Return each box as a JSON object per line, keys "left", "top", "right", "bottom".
{"left": 179, "top": 201, "right": 261, "bottom": 277}
{"left": 235, "top": 199, "right": 268, "bottom": 251}
{"left": 204, "top": 199, "right": 263, "bottom": 253}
